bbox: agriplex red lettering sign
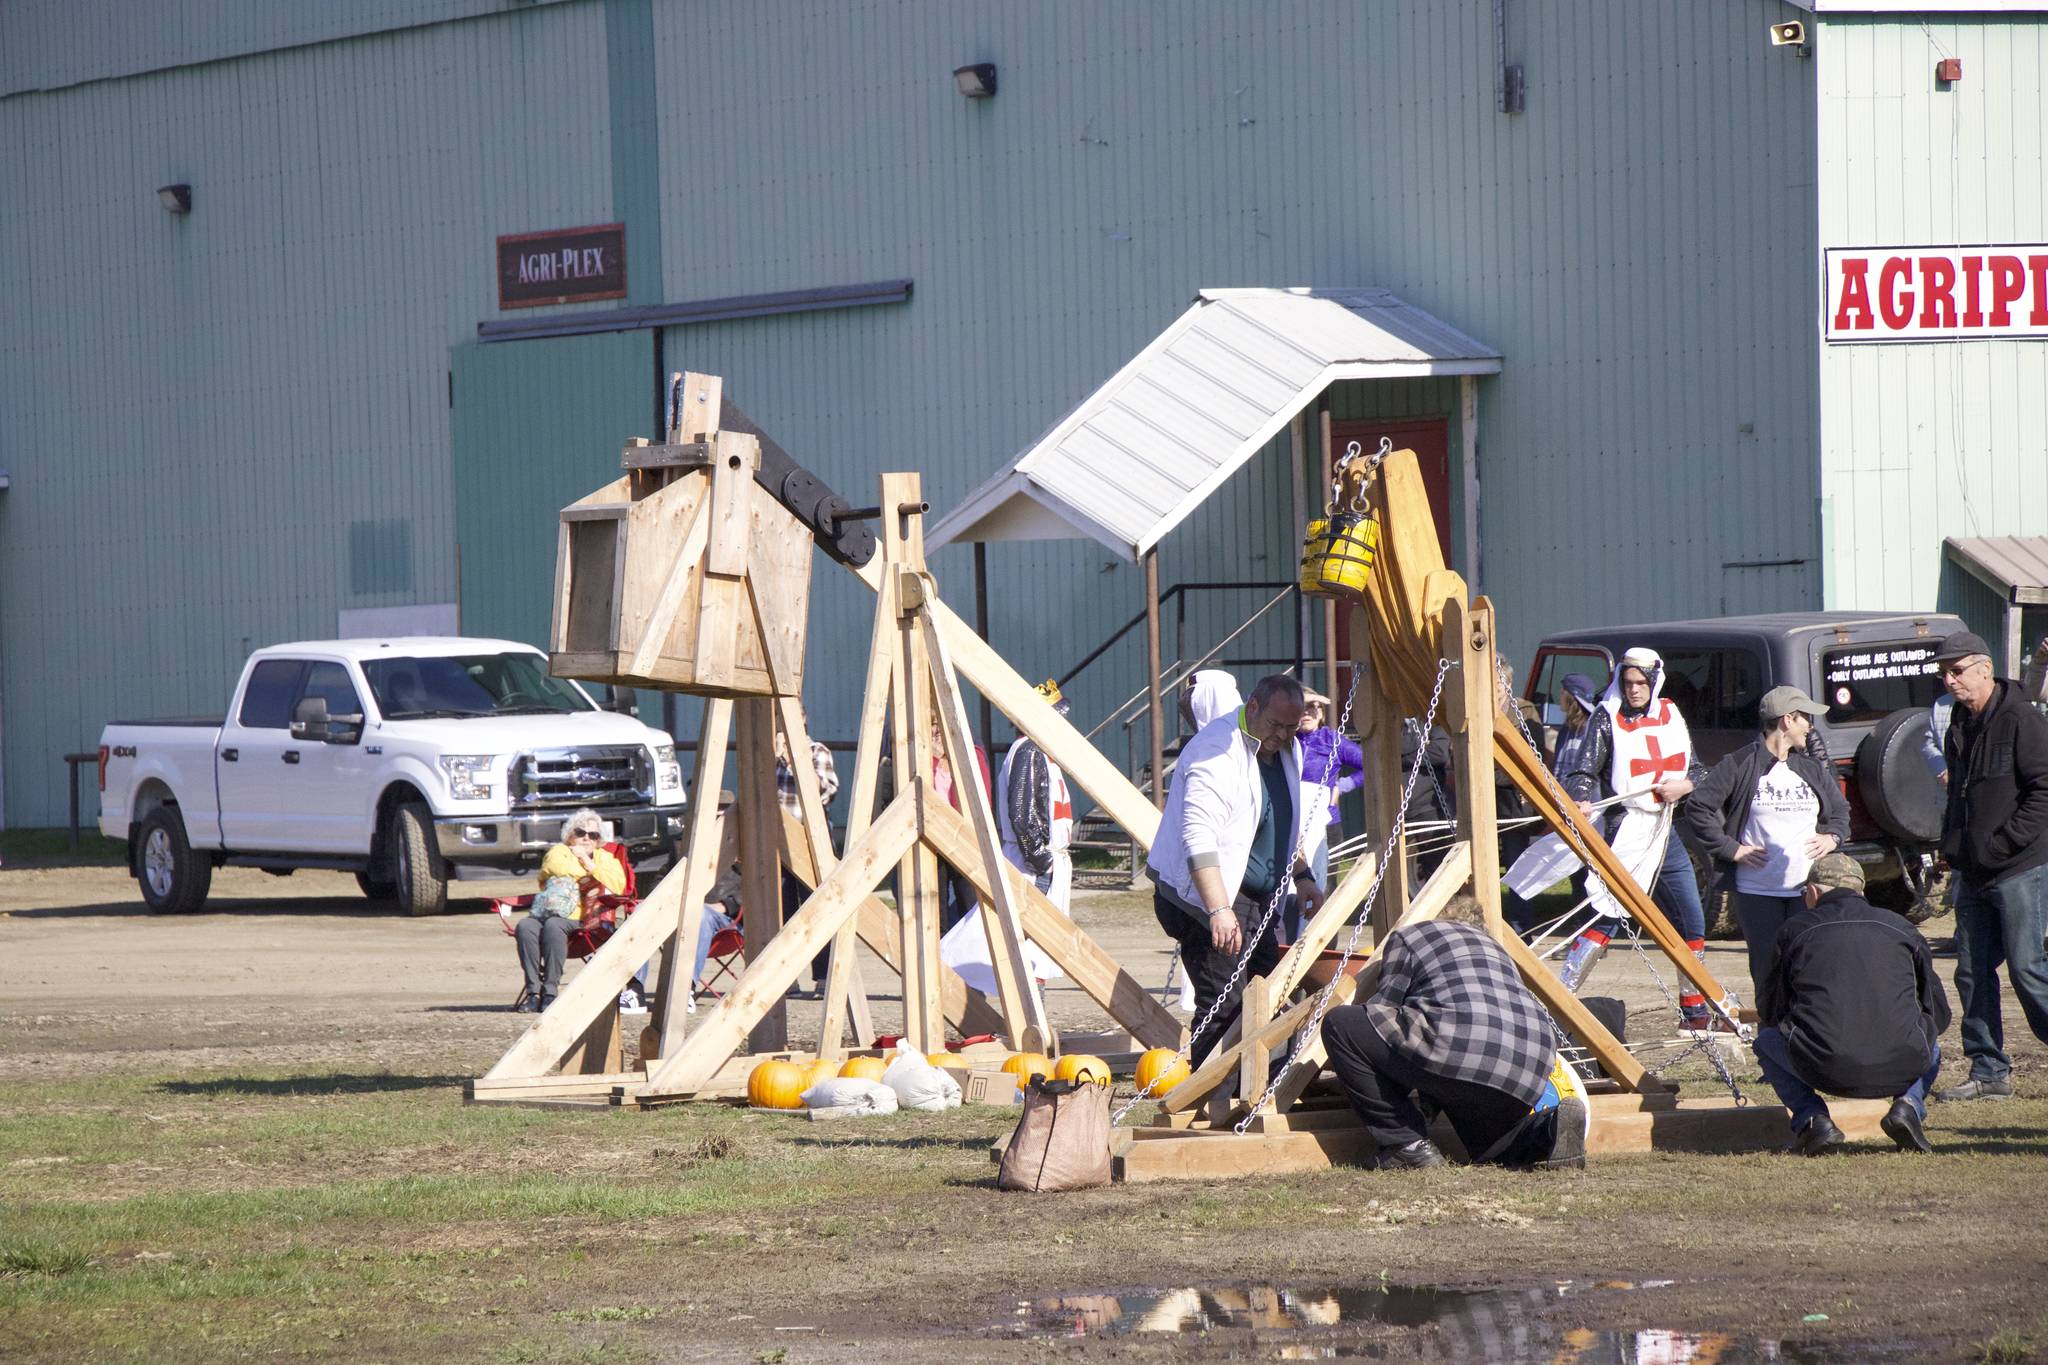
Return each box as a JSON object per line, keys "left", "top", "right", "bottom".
{"left": 496, "top": 223, "right": 628, "bottom": 310}
{"left": 1826, "top": 245, "right": 2048, "bottom": 343}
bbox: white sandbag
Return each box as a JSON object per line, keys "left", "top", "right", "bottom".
{"left": 800, "top": 1077, "right": 898, "bottom": 1114}
{"left": 882, "top": 1043, "right": 962, "bottom": 1112}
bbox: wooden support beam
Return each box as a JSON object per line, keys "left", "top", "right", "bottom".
{"left": 919, "top": 800, "right": 1182, "bottom": 1049}
{"left": 919, "top": 607, "right": 1047, "bottom": 1051}
{"left": 1238, "top": 974, "right": 1273, "bottom": 1108}
{"left": 1354, "top": 641, "right": 1412, "bottom": 943}
{"left": 637, "top": 791, "right": 921, "bottom": 1099}
{"left": 657, "top": 696, "right": 736, "bottom": 1061}
{"left": 774, "top": 696, "right": 870, "bottom": 1057}
{"left": 1443, "top": 595, "right": 1503, "bottom": 932}
{"left": 1158, "top": 975, "right": 1358, "bottom": 1114}
{"left": 1115, "top": 1126, "right": 1376, "bottom": 1183}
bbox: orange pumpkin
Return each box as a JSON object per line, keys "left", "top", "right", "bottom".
{"left": 838, "top": 1055, "right": 889, "bottom": 1081}
{"left": 800, "top": 1057, "right": 839, "bottom": 1090}
{"left": 1055, "top": 1054, "right": 1111, "bottom": 1086}
{"left": 1001, "top": 1052, "right": 1053, "bottom": 1084}
{"left": 1135, "top": 1047, "right": 1192, "bottom": 1096}
{"left": 746, "top": 1058, "right": 807, "bottom": 1110}
{"left": 927, "top": 1050, "right": 959, "bottom": 1070}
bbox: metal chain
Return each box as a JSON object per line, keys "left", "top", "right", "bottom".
{"left": 1326, "top": 436, "right": 1390, "bottom": 513}
{"left": 1112, "top": 660, "right": 1377, "bottom": 1126}
{"left": 1489, "top": 654, "right": 1747, "bottom": 1102}
{"left": 1233, "top": 658, "right": 1455, "bottom": 1130}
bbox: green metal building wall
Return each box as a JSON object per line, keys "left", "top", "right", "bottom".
{"left": 1814, "top": 15, "right": 2048, "bottom": 617}
{"left": 0, "top": 0, "right": 1875, "bottom": 825}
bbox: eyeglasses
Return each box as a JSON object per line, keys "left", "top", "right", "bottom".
{"left": 1939, "top": 659, "right": 1986, "bottom": 678}
{"left": 570, "top": 828, "right": 602, "bottom": 840}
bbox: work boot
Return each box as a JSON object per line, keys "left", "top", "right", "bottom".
{"left": 1788, "top": 1114, "right": 1846, "bottom": 1157}
{"left": 1376, "top": 1138, "right": 1448, "bottom": 1170}
{"left": 1538, "top": 1097, "right": 1589, "bottom": 1170}
{"left": 1934, "top": 1076, "right": 2013, "bottom": 1103}
{"left": 1880, "top": 1098, "right": 1934, "bottom": 1154}
{"left": 1677, "top": 938, "right": 1711, "bottom": 1028}
{"left": 514, "top": 997, "right": 541, "bottom": 1014}
{"left": 1558, "top": 932, "right": 1610, "bottom": 993}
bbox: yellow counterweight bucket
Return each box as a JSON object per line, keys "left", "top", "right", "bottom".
{"left": 1298, "top": 509, "right": 1380, "bottom": 598}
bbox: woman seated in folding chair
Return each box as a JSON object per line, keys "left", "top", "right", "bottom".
{"left": 515, "top": 808, "right": 629, "bottom": 1013}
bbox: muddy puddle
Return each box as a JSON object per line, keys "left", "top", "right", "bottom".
{"left": 1007, "top": 1281, "right": 1902, "bottom": 1361}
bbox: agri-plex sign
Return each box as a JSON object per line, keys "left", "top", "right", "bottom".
{"left": 496, "top": 223, "right": 627, "bottom": 310}
{"left": 1826, "top": 245, "right": 2048, "bottom": 343}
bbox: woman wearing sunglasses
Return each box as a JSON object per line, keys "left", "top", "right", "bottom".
{"left": 515, "top": 808, "right": 628, "bottom": 1012}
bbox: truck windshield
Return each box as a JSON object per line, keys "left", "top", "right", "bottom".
{"left": 362, "top": 654, "right": 593, "bottom": 719}
{"left": 1818, "top": 641, "right": 1943, "bottom": 725}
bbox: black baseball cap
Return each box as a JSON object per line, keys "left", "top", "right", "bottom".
{"left": 1933, "top": 631, "right": 1994, "bottom": 664}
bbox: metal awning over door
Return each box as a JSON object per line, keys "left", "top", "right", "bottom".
{"left": 927, "top": 287, "right": 1501, "bottom": 561}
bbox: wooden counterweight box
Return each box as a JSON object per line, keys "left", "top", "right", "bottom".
{"left": 549, "top": 429, "right": 811, "bottom": 697}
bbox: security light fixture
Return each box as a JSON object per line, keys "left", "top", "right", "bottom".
{"left": 953, "top": 63, "right": 997, "bottom": 99}
{"left": 158, "top": 183, "right": 192, "bottom": 214}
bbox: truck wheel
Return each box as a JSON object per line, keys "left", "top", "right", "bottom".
{"left": 390, "top": 801, "right": 448, "bottom": 917}
{"left": 354, "top": 871, "right": 397, "bottom": 902}
{"left": 137, "top": 806, "right": 212, "bottom": 914}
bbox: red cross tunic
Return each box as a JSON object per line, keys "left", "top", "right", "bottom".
{"left": 1607, "top": 699, "right": 1693, "bottom": 812}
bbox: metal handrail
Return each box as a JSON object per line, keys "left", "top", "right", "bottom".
{"left": 1084, "top": 583, "right": 1299, "bottom": 742}
{"left": 1059, "top": 580, "right": 1298, "bottom": 692}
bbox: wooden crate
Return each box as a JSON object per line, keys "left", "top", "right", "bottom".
{"left": 548, "top": 436, "right": 811, "bottom": 697}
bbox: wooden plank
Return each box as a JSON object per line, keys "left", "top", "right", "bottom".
{"left": 638, "top": 791, "right": 922, "bottom": 1099}
{"left": 736, "top": 699, "right": 787, "bottom": 1053}
{"left": 919, "top": 800, "right": 1182, "bottom": 1049}
{"left": 672, "top": 370, "right": 722, "bottom": 442}
{"left": 1444, "top": 595, "right": 1503, "bottom": 930}
{"left": 468, "top": 1071, "right": 642, "bottom": 1099}
{"left": 775, "top": 695, "right": 869, "bottom": 1056}
{"left": 1113, "top": 1128, "right": 1377, "bottom": 1183}
{"left": 842, "top": 570, "right": 897, "bottom": 849}
{"left": 1158, "top": 975, "right": 1358, "bottom": 1113}
{"left": 1173, "top": 843, "right": 1472, "bottom": 1114}
{"left": 562, "top": 1001, "right": 622, "bottom": 1076}
{"left": 624, "top": 478, "right": 710, "bottom": 679}
{"left": 919, "top": 607, "right": 1046, "bottom": 1050}
{"left": 1239, "top": 974, "right": 1273, "bottom": 1109}
{"left": 1354, "top": 643, "right": 1412, "bottom": 943}
{"left": 657, "top": 697, "right": 736, "bottom": 1061}
{"left": 744, "top": 493, "right": 808, "bottom": 696}
{"left": 1500, "top": 928, "right": 1658, "bottom": 1092}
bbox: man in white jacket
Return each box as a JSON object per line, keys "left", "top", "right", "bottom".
{"left": 1148, "top": 674, "right": 1325, "bottom": 1063}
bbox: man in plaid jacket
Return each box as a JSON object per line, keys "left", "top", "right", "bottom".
{"left": 1323, "top": 892, "right": 1584, "bottom": 1169}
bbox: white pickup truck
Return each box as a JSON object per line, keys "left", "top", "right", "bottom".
{"left": 97, "top": 637, "right": 686, "bottom": 915}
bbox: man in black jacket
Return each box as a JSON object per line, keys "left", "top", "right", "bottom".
{"left": 1679, "top": 685, "right": 1851, "bottom": 995}
{"left": 1754, "top": 854, "right": 1949, "bottom": 1155}
{"left": 1930, "top": 631, "right": 2048, "bottom": 1103}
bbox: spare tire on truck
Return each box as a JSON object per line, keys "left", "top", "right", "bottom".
{"left": 1856, "top": 707, "right": 1945, "bottom": 843}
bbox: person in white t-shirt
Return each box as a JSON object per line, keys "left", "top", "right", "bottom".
{"left": 1679, "top": 686, "right": 1852, "bottom": 993}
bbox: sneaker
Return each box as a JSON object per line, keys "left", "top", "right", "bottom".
{"left": 1934, "top": 1076, "right": 2013, "bottom": 1103}
{"left": 1788, "top": 1114, "right": 1846, "bottom": 1157}
{"left": 514, "top": 997, "right": 541, "bottom": 1014}
{"left": 618, "top": 985, "right": 648, "bottom": 1014}
{"left": 1375, "top": 1138, "right": 1448, "bottom": 1171}
{"left": 1880, "top": 1098, "right": 1934, "bottom": 1154}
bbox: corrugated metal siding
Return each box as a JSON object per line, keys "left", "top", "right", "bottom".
{"left": 1816, "top": 16, "right": 2048, "bottom": 614}
{"left": 0, "top": 5, "right": 615, "bottom": 824}
{"left": 0, "top": 0, "right": 576, "bottom": 97}
{"left": 641, "top": 0, "right": 1822, "bottom": 737}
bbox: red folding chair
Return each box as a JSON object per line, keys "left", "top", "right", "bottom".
{"left": 492, "top": 841, "right": 640, "bottom": 1010}
{"left": 696, "top": 906, "right": 747, "bottom": 1002}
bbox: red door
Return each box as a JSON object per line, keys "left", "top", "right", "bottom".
{"left": 1328, "top": 417, "right": 1453, "bottom": 672}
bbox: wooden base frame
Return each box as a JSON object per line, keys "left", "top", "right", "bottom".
{"left": 477, "top": 470, "right": 1177, "bottom": 1106}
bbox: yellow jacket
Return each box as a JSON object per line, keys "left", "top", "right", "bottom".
{"left": 536, "top": 844, "right": 628, "bottom": 921}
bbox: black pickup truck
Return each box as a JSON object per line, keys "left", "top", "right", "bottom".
{"left": 1521, "top": 611, "right": 1962, "bottom": 931}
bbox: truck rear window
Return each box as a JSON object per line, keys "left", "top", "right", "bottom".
{"left": 1820, "top": 642, "right": 1942, "bottom": 724}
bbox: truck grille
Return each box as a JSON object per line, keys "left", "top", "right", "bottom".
{"left": 509, "top": 746, "right": 650, "bottom": 810}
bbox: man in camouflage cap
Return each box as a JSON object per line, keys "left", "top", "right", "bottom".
{"left": 1752, "top": 852, "right": 1951, "bottom": 1155}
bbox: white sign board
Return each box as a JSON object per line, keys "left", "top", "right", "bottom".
{"left": 1825, "top": 245, "right": 2048, "bottom": 343}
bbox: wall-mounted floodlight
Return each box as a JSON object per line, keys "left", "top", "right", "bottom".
{"left": 953, "top": 63, "right": 997, "bottom": 99}
{"left": 157, "top": 183, "right": 192, "bottom": 214}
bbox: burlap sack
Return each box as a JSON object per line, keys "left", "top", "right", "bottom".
{"left": 997, "top": 1077, "right": 1111, "bottom": 1192}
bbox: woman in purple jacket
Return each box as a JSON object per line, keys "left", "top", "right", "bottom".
{"left": 1295, "top": 689, "right": 1365, "bottom": 935}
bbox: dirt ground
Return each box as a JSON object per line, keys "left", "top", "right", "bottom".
{"left": 5, "top": 863, "right": 2048, "bottom": 1362}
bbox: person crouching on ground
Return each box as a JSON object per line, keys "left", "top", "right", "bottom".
{"left": 1322, "top": 889, "right": 1587, "bottom": 1170}
{"left": 516, "top": 808, "right": 627, "bottom": 1012}
{"left": 1753, "top": 853, "right": 1949, "bottom": 1155}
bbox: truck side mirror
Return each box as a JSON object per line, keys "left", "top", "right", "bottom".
{"left": 291, "top": 697, "right": 330, "bottom": 742}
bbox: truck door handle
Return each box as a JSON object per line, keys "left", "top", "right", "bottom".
{"left": 222, "top": 749, "right": 239, "bottom": 762}
{"left": 282, "top": 751, "right": 301, "bottom": 765}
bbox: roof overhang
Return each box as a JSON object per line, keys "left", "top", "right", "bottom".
{"left": 1784, "top": 1, "right": 2048, "bottom": 11}
{"left": 1946, "top": 535, "right": 2048, "bottom": 606}
{"left": 929, "top": 287, "right": 1501, "bottom": 563}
